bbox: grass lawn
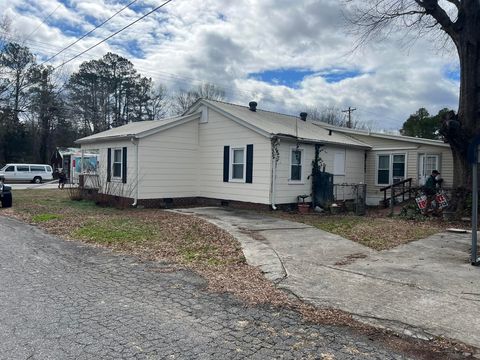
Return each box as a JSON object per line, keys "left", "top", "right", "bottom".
{"left": 266, "top": 212, "right": 446, "bottom": 250}
{"left": 5, "top": 189, "right": 243, "bottom": 266}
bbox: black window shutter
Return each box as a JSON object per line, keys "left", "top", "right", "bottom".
{"left": 223, "top": 146, "right": 230, "bottom": 182}
{"left": 246, "top": 144, "right": 253, "bottom": 183}
{"left": 107, "top": 148, "right": 111, "bottom": 182}
{"left": 122, "top": 147, "right": 127, "bottom": 184}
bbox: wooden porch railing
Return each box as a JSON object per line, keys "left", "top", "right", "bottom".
{"left": 379, "top": 178, "right": 413, "bottom": 208}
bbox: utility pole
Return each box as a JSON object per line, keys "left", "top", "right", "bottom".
{"left": 342, "top": 106, "right": 357, "bottom": 128}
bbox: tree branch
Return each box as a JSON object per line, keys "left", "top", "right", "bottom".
{"left": 444, "top": 0, "right": 461, "bottom": 10}
{"left": 414, "top": 0, "right": 458, "bottom": 40}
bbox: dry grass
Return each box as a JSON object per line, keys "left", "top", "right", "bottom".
{"left": 267, "top": 212, "right": 446, "bottom": 250}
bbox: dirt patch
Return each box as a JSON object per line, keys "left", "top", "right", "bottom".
{"left": 334, "top": 252, "right": 368, "bottom": 266}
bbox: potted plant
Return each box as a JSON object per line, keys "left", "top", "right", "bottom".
{"left": 297, "top": 194, "right": 310, "bottom": 214}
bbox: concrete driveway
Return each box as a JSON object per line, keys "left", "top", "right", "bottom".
{"left": 176, "top": 207, "right": 480, "bottom": 351}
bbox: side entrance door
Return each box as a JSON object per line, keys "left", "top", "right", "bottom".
{"left": 418, "top": 154, "right": 439, "bottom": 186}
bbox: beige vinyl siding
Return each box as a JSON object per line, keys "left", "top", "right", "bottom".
{"left": 137, "top": 120, "right": 198, "bottom": 199}
{"left": 274, "top": 142, "right": 314, "bottom": 204}
{"left": 350, "top": 134, "right": 453, "bottom": 205}
{"left": 81, "top": 139, "right": 135, "bottom": 198}
{"left": 197, "top": 109, "right": 272, "bottom": 204}
{"left": 274, "top": 142, "right": 366, "bottom": 204}
{"left": 322, "top": 146, "right": 365, "bottom": 185}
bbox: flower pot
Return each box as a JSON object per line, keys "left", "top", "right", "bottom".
{"left": 298, "top": 203, "right": 310, "bottom": 214}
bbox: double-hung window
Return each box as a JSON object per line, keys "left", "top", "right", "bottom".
{"left": 112, "top": 149, "right": 123, "bottom": 179}
{"left": 290, "top": 148, "right": 303, "bottom": 182}
{"left": 231, "top": 148, "right": 245, "bottom": 181}
{"left": 419, "top": 154, "right": 439, "bottom": 185}
{"left": 377, "top": 154, "right": 406, "bottom": 185}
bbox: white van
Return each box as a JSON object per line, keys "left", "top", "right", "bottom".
{"left": 0, "top": 164, "right": 53, "bottom": 183}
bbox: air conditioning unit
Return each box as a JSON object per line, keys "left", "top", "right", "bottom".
{"left": 393, "top": 177, "right": 403, "bottom": 184}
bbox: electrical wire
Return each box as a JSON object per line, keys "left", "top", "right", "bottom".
{"left": 24, "top": 4, "right": 62, "bottom": 41}
{"left": 53, "top": 0, "right": 174, "bottom": 70}
{"left": 41, "top": 0, "right": 140, "bottom": 65}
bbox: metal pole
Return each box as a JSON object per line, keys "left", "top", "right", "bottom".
{"left": 472, "top": 160, "right": 479, "bottom": 265}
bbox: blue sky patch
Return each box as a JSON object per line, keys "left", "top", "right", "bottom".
{"left": 48, "top": 18, "right": 85, "bottom": 37}
{"left": 249, "top": 68, "right": 365, "bottom": 88}
{"left": 444, "top": 67, "right": 460, "bottom": 82}
{"left": 118, "top": 40, "right": 145, "bottom": 58}
{"left": 249, "top": 68, "right": 315, "bottom": 89}
{"left": 319, "top": 69, "right": 363, "bottom": 83}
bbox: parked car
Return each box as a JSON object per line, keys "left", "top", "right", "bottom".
{"left": 0, "top": 164, "right": 53, "bottom": 183}
{"left": 0, "top": 179, "right": 12, "bottom": 208}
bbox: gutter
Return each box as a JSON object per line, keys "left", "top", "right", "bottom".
{"left": 131, "top": 137, "right": 139, "bottom": 207}
{"left": 274, "top": 133, "right": 371, "bottom": 149}
{"left": 270, "top": 137, "right": 279, "bottom": 210}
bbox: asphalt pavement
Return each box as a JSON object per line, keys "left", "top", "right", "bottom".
{"left": 0, "top": 215, "right": 411, "bottom": 359}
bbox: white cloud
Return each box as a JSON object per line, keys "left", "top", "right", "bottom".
{"left": 0, "top": 0, "right": 460, "bottom": 130}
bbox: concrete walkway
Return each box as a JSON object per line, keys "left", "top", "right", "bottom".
{"left": 175, "top": 207, "right": 480, "bottom": 351}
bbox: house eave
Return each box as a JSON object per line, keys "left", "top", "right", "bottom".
{"left": 316, "top": 123, "right": 450, "bottom": 148}
{"left": 273, "top": 134, "right": 371, "bottom": 149}
{"left": 75, "top": 134, "right": 138, "bottom": 145}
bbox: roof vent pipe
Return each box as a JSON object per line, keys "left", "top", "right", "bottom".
{"left": 300, "top": 112, "right": 308, "bottom": 121}
{"left": 249, "top": 101, "right": 257, "bottom": 112}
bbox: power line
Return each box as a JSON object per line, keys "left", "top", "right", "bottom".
{"left": 24, "top": 4, "right": 62, "bottom": 41}
{"left": 53, "top": 0, "right": 174, "bottom": 70}
{"left": 41, "top": 0, "right": 140, "bottom": 66}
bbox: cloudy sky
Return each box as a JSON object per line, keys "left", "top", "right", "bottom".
{"left": 0, "top": 0, "right": 460, "bottom": 130}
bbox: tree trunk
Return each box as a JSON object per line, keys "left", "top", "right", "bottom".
{"left": 446, "top": 4, "right": 480, "bottom": 212}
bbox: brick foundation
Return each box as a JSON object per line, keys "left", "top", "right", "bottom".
{"left": 80, "top": 189, "right": 279, "bottom": 211}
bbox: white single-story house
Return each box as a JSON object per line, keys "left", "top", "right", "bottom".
{"left": 76, "top": 99, "right": 371, "bottom": 208}
{"left": 317, "top": 124, "right": 454, "bottom": 205}
{"left": 75, "top": 99, "right": 453, "bottom": 208}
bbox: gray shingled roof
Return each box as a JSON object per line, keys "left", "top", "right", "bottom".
{"left": 76, "top": 99, "right": 370, "bottom": 148}
{"left": 197, "top": 99, "right": 371, "bottom": 148}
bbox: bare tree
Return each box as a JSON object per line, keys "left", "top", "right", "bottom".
{"left": 171, "top": 83, "right": 225, "bottom": 115}
{"left": 344, "top": 0, "right": 480, "bottom": 199}
{"left": 307, "top": 105, "right": 372, "bottom": 130}
{"left": 147, "top": 84, "right": 169, "bottom": 120}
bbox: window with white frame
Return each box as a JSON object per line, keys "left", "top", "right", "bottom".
{"left": 290, "top": 148, "right": 303, "bottom": 181}
{"left": 419, "top": 154, "right": 439, "bottom": 185}
{"left": 112, "top": 149, "right": 123, "bottom": 178}
{"left": 377, "top": 153, "right": 406, "bottom": 185}
{"left": 231, "top": 148, "right": 245, "bottom": 180}
{"left": 392, "top": 154, "right": 405, "bottom": 182}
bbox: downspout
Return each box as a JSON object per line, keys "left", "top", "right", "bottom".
{"left": 271, "top": 137, "right": 279, "bottom": 210}
{"left": 131, "top": 137, "right": 139, "bottom": 207}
